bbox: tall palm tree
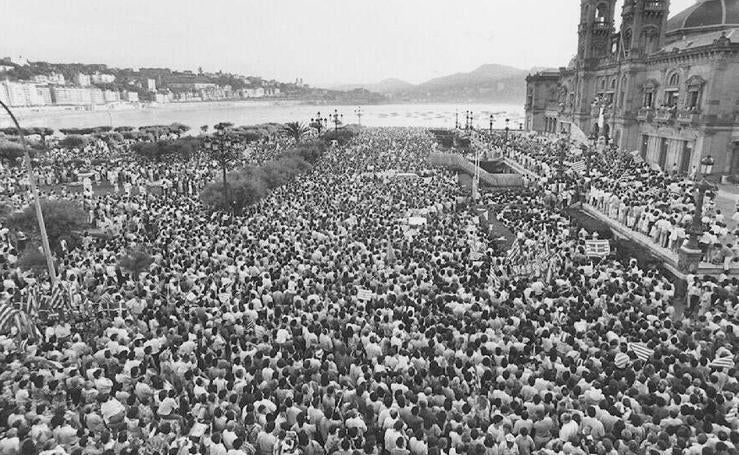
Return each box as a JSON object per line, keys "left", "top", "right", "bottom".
{"left": 282, "top": 122, "right": 309, "bottom": 142}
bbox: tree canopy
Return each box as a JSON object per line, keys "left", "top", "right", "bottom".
{"left": 132, "top": 138, "right": 199, "bottom": 162}
{"left": 118, "top": 246, "right": 154, "bottom": 279}
{"left": 58, "top": 135, "right": 89, "bottom": 150}
{"left": 282, "top": 122, "right": 310, "bottom": 142}
{"left": 6, "top": 199, "right": 87, "bottom": 252}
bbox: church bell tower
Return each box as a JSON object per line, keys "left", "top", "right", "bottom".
{"left": 578, "top": 0, "right": 618, "bottom": 64}
{"left": 620, "top": 0, "right": 670, "bottom": 57}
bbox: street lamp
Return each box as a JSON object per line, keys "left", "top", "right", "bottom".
{"left": 354, "top": 106, "right": 363, "bottom": 126}
{"left": 504, "top": 118, "right": 510, "bottom": 142}
{"left": 678, "top": 155, "right": 717, "bottom": 274}
{"left": 466, "top": 111, "right": 474, "bottom": 131}
{"left": 489, "top": 114, "right": 494, "bottom": 133}
{"left": 558, "top": 138, "right": 568, "bottom": 173}
{"left": 310, "top": 111, "right": 327, "bottom": 134}
{"left": 330, "top": 109, "right": 343, "bottom": 132}
{"left": 455, "top": 110, "right": 459, "bottom": 129}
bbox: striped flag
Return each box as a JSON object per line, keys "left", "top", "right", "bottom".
{"left": 22, "top": 287, "right": 39, "bottom": 317}
{"left": 628, "top": 342, "right": 654, "bottom": 362}
{"left": 0, "top": 303, "right": 20, "bottom": 334}
{"left": 710, "top": 357, "right": 735, "bottom": 370}
{"left": 48, "top": 285, "right": 69, "bottom": 311}
{"left": 506, "top": 239, "right": 523, "bottom": 264}
{"left": 245, "top": 318, "right": 255, "bottom": 332}
{"left": 570, "top": 160, "right": 586, "bottom": 174}
{"left": 16, "top": 311, "right": 42, "bottom": 341}
{"left": 614, "top": 352, "right": 630, "bottom": 369}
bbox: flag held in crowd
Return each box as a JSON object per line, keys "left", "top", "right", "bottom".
{"left": 710, "top": 357, "right": 735, "bottom": 370}
{"left": 569, "top": 160, "right": 586, "bottom": 174}
{"left": 628, "top": 342, "right": 654, "bottom": 362}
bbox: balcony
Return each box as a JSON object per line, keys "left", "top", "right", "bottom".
{"left": 637, "top": 107, "right": 654, "bottom": 122}
{"left": 644, "top": 0, "right": 667, "bottom": 12}
{"left": 655, "top": 107, "right": 676, "bottom": 123}
{"left": 677, "top": 110, "right": 701, "bottom": 125}
{"left": 592, "top": 22, "right": 613, "bottom": 33}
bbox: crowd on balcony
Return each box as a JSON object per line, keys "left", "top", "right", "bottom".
{"left": 0, "top": 128, "right": 736, "bottom": 455}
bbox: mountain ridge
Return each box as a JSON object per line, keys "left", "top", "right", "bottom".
{"left": 325, "top": 63, "right": 529, "bottom": 103}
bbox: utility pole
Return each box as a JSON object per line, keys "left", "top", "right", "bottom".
{"left": 0, "top": 100, "right": 56, "bottom": 284}
{"left": 354, "top": 107, "right": 363, "bottom": 126}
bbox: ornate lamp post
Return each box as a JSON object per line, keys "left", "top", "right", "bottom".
{"left": 489, "top": 114, "right": 494, "bottom": 133}
{"left": 504, "top": 118, "right": 510, "bottom": 142}
{"left": 558, "top": 138, "right": 568, "bottom": 174}
{"left": 354, "top": 107, "right": 363, "bottom": 126}
{"left": 330, "top": 109, "right": 343, "bottom": 132}
{"left": 455, "top": 110, "right": 459, "bottom": 129}
{"left": 310, "top": 112, "right": 327, "bottom": 134}
{"left": 678, "top": 155, "right": 717, "bottom": 274}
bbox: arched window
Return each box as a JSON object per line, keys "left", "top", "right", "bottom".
{"left": 623, "top": 29, "right": 632, "bottom": 55}
{"left": 685, "top": 75, "right": 706, "bottom": 111}
{"left": 595, "top": 3, "right": 609, "bottom": 23}
{"left": 668, "top": 73, "right": 680, "bottom": 87}
{"left": 600, "top": 79, "right": 606, "bottom": 90}
{"left": 640, "top": 28, "right": 659, "bottom": 54}
{"left": 610, "top": 79, "right": 617, "bottom": 90}
{"left": 664, "top": 72, "right": 681, "bottom": 107}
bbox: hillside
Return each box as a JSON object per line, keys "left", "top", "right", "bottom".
{"left": 331, "top": 64, "right": 528, "bottom": 104}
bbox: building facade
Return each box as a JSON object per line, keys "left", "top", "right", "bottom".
{"left": 525, "top": 0, "right": 739, "bottom": 179}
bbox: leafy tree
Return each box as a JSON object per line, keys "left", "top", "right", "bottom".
{"left": 17, "top": 244, "right": 52, "bottom": 275}
{"left": 0, "top": 141, "right": 26, "bottom": 165}
{"left": 200, "top": 172, "right": 266, "bottom": 213}
{"left": 118, "top": 246, "right": 154, "bottom": 280}
{"left": 122, "top": 131, "right": 143, "bottom": 140}
{"left": 133, "top": 139, "right": 197, "bottom": 162}
{"left": 282, "top": 122, "right": 310, "bottom": 142}
{"left": 6, "top": 199, "right": 86, "bottom": 252}
{"left": 169, "top": 122, "right": 191, "bottom": 138}
{"left": 321, "top": 126, "right": 359, "bottom": 146}
{"left": 213, "top": 122, "right": 234, "bottom": 132}
{"left": 200, "top": 125, "right": 209, "bottom": 134}
{"left": 59, "top": 135, "right": 88, "bottom": 150}
{"left": 113, "top": 126, "right": 134, "bottom": 133}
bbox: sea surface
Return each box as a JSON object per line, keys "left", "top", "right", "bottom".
{"left": 4, "top": 101, "right": 525, "bottom": 132}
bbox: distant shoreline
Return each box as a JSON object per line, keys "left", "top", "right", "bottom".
{"left": 1, "top": 100, "right": 525, "bottom": 130}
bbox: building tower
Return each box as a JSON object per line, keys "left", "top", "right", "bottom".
{"left": 578, "top": 0, "right": 618, "bottom": 64}
{"left": 620, "top": 0, "right": 671, "bottom": 57}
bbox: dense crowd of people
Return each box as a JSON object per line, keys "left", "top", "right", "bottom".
{"left": 498, "top": 135, "right": 738, "bottom": 271}
{"left": 0, "top": 127, "right": 737, "bottom": 455}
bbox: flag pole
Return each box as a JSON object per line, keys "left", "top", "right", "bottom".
{"left": 0, "top": 100, "right": 57, "bottom": 285}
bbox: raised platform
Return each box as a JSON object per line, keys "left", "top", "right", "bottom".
{"left": 429, "top": 152, "right": 524, "bottom": 188}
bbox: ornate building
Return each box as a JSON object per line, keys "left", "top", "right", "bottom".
{"left": 525, "top": 0, "right": 739, "bottom": 179}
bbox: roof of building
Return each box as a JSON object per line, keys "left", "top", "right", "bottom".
{"left": 666, "top": 0, "right": 739, "bottom": 36}
{"left": 660, "top": 27, "right": 737, "bottom": 51}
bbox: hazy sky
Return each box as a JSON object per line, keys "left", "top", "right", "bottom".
{"left": 1, "top": 0, "right": 695, "bottom": 86}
